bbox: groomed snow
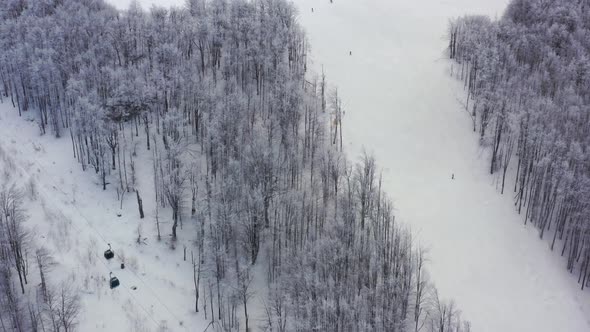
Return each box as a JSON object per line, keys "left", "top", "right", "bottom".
{"left": 292, "top": 0, "right": 590, "bottom": 331}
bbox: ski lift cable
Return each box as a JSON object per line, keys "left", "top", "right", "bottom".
{"left": 49, "top": 188, "right": 176, "bottom": 331}
{"left": 43, "top": 190, "right": 163, "bottom": 330}
{"left": 85, "top": 230, "right": 164, "bottom": 330}
{"left": 15, "top": 157, "right": 187, "bottom": 331}
{"left": 38, "top": 186, "right": 163, "bottom": 330}
{"left": 49, "top": 181, "right": 190, "bottom": 331}
{"left": 121, "top": 262, "right": 190, "bottom": 330}
{"left": 6, "top": 172, "right": 161, "bottom": 330}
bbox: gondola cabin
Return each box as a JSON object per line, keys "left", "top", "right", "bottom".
{"left": 109, "top": 272, "right": 120, "bottom": 289}
{"left": 104, "top": 243, "right": 114, "bottom": 260}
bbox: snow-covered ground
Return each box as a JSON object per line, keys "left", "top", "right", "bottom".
{"left": 3, "top": 0, "right": 588, "bottom": 331}
{"left": 0, "top": 105, "right": 209, "bottom": 331}
{"left": 292, "top": 0, "right": 590, "bottom": 332}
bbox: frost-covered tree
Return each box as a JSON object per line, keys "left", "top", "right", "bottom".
{"left": 449, "top": 0, "right": 590, "bottom": 290}
{"left": 0, "top": 0, "right": 470, "bottom": 330}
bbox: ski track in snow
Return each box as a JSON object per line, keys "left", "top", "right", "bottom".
{"left": 291, "top": 0, "right": 590, "bottom": 332}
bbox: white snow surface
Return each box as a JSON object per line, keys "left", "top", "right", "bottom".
{"left": 292, "top": 1, "right": 590, "bottom": 332}
{"left": 0, "top": 106, "right": 210, "bottom": 331}
{"left": 1, "top": 0, "right": 588, "bottom": 331}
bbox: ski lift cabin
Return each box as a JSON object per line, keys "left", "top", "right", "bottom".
{"left": 109, "top": 272, "right": 120, "bottom": 289}
{"left": 104, "top": 244, "right": 114, "bottom": 260}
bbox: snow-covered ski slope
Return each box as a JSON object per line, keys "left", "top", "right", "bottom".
{"left": 48, "top": 0, "right": 590, "bottom": 331}
{"left": 0, "top": 104, "right": 209, "bottom": 331}
{"left": 292, "top": 0, "right": 590, "bottom": 331}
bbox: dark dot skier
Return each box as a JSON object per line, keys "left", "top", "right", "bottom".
{"left": 451, "top": 173, "right": 455, "bottom": 180}
{"left": 349, "top": 51, "right": 352, "bottom": 56}
{"left": 311, "top": 8, "right": 314, "bottom": 12}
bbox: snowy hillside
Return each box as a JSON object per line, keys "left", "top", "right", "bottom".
{"left": 292, "top": 0, "right": 590, "bottom": 331}
{"left": 3, "top": 0, "right": 466, "bottom": 331}
{"left": 0, "top": 103, "right": 208, "bottom": 331}
{"left": 1, "top": 0, "right": 589, "bottom": 331}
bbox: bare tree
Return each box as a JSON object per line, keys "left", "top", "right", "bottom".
{"left": 414, "top": 247, "right": 430, "bottom": 332}
{"left": 55, "top": 281, "right": 81, "bottom": 332}
{"left": 236, "top": 268, "right": 253, "bottom": 332}
{"left": 191, "top": 250, "right": 203, "bottom": 313}
{"left": 136, "top": 190, "right": 144, "bottom": 219}
{"left": 35, "top": 247, "right": 56, "bottom": 303}
{"left": 0, "top": 185, "right": 29, "bottom": 294}
{"left": 163, "top": 167, "right": 186, "bottom": 240}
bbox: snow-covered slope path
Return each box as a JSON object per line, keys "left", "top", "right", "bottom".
{"left": 0, "top": 104, "right": 208, "bottom": 331}
{"left": 292, "top": 0, "right": 590, "bottom": 331}
{"left": 41, "top": 0, "right": 590, "bottom": 331}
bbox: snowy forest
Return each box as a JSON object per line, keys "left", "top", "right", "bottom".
{"left": 449, "top": 0, "right": 590, "bottom": 289}
{"left": 0, "top": 0, "right": 471, "bottom": 331}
